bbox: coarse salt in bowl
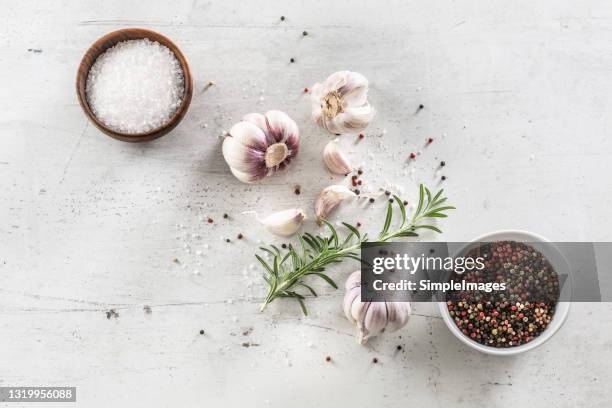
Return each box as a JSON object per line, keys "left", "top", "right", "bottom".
{"left": 76, "top": 29, "right": 193, "bottom": 142}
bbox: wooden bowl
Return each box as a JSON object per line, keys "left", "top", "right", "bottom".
{"left": 76, "top": 28, "right": 193, "bottom": 143}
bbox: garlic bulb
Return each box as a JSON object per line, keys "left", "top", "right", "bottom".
{"left": 222, "top": 110, "right": 299, "bottom": 183}
{"left": 343, "top": 271, "right": 411, "bottom": 344}
{"left": 323, "top": 140, "right": 352, "bottom": 175}
{"left": 311, "top": 71, "right": 374, "bottom": 134}
{"left": 259, "top": 208, "right": 306, "bottom": 236}
{"left": 315, "top": 185, "right": 356, "bottom": 225}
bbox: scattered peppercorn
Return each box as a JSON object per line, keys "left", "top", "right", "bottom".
{"left": 207, "top": 217, "right": 214, "bottom": 223}
{"left": 396, "top": 345, "right": 402, "bottom": 351}
{"left": 427, "top": 137, "right": 434, "bottom": 144}
{"left": 357, "top": 180, "right": 362, "bottom": 185}
{"left": 354, "top": 189, "right": 360, "bottom": 195}
{"left": 372, "top": 357, "right": 379, "bottom": 364}
{"left": 356, "top": 222, "right": 362, "bottom": 227}
{"left": 440, "top": 161, "right": 446, "bottom": 167}
{"left": 358, "top": 133, "right": 365, "bottom": 140}
{"left": 280, "top": 16, "right": 286, "bottom": 21}
{"left": 237, "top": 233, "right": 243, "bottom": 239}
{"left": 403, "top": 200, "right": 408, "bottom": 206}
{"left": 281, "top": 243, "right": 287, "bottom": 249}
{"left": 302, "top": 31, "right": 308, "bottom": 36}
{"left": 441, "top": 175, "right": 447, "bottom": 181}
{"left": 325, "top": 356, "right": 331, "bottom": 362}
{"left": 418, "top": 104, "right": 424, "bottom": 110}
{"left": 389, "top": 199, "right": 394, "bottom": 203}
{"left": 290, "top": 57, "right": 295, "bottom": 63}
{"left": 294, "top": 186, "right": 301, "bottom": 195}
{"left": 223, "top": 213, "right": 229, "bottom": 219}
{"left": 384, "top": 190, "right": 391, "bottom": 196}
{"left": 369, "top": 198, "right": 375, "bottom": 203}
{"left": 225, "top": 238, "right": 231, "bottom": 243}
{"left": 409, "top": 152, "right": 416, "bottom": 159}
{"left": 357, "top": 169, "right": 363, "bottom": 175}
{"left": 199, "top": 329, "right": 205, "bottom": 335}
{"left": 304, "top": 87, "right": 309, "bottom": 93}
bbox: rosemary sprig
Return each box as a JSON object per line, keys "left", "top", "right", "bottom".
{"left": 257, "top": 184, "right": 454, "bottom": 314}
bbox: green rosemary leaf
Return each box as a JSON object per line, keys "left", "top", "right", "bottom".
{"left": 256, "top": 255, "right": 274, "bottom": 276}
{"left": 280, "top": 251, "right": 291, "bottom": 266}
{"left": 342, "top": 222, "right": 361, "bottom": 239}
{"left": 425, "top": 186, "right": 432, "bottom": 206}
{"left": 302, "top": 234, "right": 319, "bottom": 251}
{"left": 432, "top": 188, "right": 444, "bottom": 203}
{"left": 429, "top": 205, "right": 456, "bottom": 212}
{"left": 270, "top": 245, "right": 281, "bottom": 257}
{"left": 424, "top": 212, "right": 448, "bottom": 218}
{"left": 395, "top": 231, "right": 419, "bottom": 237}
{"left": 259, "top": 247, "right": 276, "bottom": 258}
{"left": 298, "top": 282, "right": 318, "bottom": 297}
{"left": 415, "top": 224, "right": 442, "bottom": 233}
{"left": 322, "top": 220, "right": 339, "bottom": 247}
{"left": 380, "top": 200, "right": 393, "bottom": 237}
{"left": 297, "top": 297, "right": 308, "bottom": 315}
{"left": 306, "top": 272, "right": 338, "bottom": 289}
{"left": 393, "top": 195, "right": 406, "bottom": 226}
{"left": 415, "top": 184, "right": 425, "bottom": 218}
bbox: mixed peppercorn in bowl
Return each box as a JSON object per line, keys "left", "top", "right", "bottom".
{"left": 438, "top": 231, "right": 572, "bottom": 355}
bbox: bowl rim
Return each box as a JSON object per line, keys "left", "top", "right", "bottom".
{"left": 437, "top": 229, "right": 572, "bottom": 356}
{"left": 75, "top": 28, "right": 193, "bottom": 142}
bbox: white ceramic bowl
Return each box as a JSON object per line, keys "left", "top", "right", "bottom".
{"left": 438, "top": 230, "right": 572, "bottom": 356}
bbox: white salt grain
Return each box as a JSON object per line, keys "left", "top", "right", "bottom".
{"left": 86, "top": 39, "right": 184, "bottom": 134}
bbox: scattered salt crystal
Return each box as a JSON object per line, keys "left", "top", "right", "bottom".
{"left": 86, "top": 39, "right": 184, "bottom": 134}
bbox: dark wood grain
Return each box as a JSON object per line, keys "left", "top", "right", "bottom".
{"left": 76, "top": 28, "right": 193, "bottom": 143}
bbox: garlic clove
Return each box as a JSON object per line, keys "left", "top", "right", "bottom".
{"left": 228, "top": 121, "right": 268, "bottom": 151}
{"left": 361, "top": 302, "right": 388, "bottom": 344}
{"left": 265, "top": 110, "right": 299, "bottom": 144}
{"left": 385, "top": 302, "right": 411, "bottom": 333}
{"left": 242, "top": 113, "right": 269, "bottom": 139}
{"left": 351, "top": 299, "right": 370, "bottom": 331}
{"left": 222, "top": 135, "right": 266, "bottom": 175}
{"left": 260, "top": 208, "right": 306, "bottom": 236}
{"left": 344, "top": 270, "right": 361, "bottom": 291}
{"left": 323, "top": 140, "right": 352, "bottom": 175}
{"left": 343, "top": 286, "right": 361, "bottom": 325}
{"left": 315, "top": 185, "right": 356, "bottom": 225}
{"left": 228, "top": 167, "right": 260, "bottom": 184}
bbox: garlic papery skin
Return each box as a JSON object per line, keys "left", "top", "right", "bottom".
{"left": 314, "top": 185, "right": 356, "bottom": 225}
{"left": 222, "top": 110, "right": 299, "bottom": 183}
{"left": 260, "top": 209, "right": 306, "bottom": 236}
{"left": 343, "top": 271, "right": 411, "bottom": 344}
{"left": 323, "top": 140, "right": 352, "bottom": 175}
{"left": 311, "top": 71, "right": 374, "bottom": 135}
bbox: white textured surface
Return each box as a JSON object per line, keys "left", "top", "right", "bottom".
{"left": 1, "top": 1, "right": 611, "bottom": 407}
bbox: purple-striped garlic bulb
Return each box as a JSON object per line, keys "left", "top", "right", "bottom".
{"left": 311, "top": 71, "right": 374, "bottom": 135}
{"left": 222, "top": 110, "right": 300, "bottom": 183}
{"left": 343, "top": 271, "right": 411, "bottom": 344}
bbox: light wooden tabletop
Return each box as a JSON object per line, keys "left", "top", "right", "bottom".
{"left": 1, "top": 1, "right": 610, "bottom": 407}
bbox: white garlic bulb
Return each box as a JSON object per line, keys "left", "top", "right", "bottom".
{"left": 222, "top": 110, "right": 299, "bottom": 183}
{"left": 323, "top": 140, "right": 352, "bottom": 175}
{"left": 315, "top": 185, "right": 356, "bottom": 225}
{"left": 311, "top": 71, "right": 374, "bottom": 135}
{"left": 259, "top": 208, "right": 306, "bottom": 236}
{"left": 343, "top": 271, "right": 411, "bottom": 344}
